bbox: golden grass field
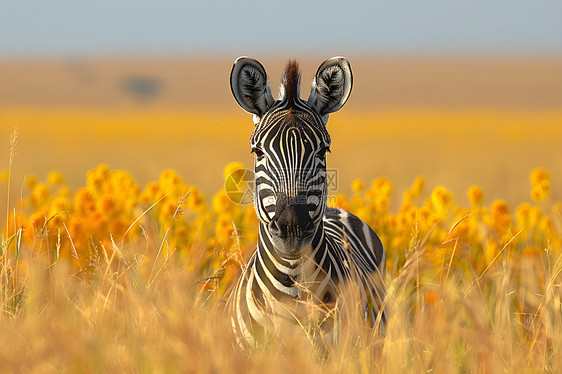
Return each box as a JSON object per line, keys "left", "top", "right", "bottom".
{"left": 1, "top": 56, "right": 561, "bottom": 372}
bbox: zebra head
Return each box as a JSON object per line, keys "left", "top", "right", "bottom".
{"left": 230, "top": 57, "right": 353, "bottom": 257}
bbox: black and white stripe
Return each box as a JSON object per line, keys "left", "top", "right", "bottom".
{"left": 228, "top": 57, "right": 386, "bottom": 347}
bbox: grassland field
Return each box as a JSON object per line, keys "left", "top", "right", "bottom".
{"left": 1, "top": 56, "right": 561, "bottom": 372}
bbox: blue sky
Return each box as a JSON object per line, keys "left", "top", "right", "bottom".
{"left": 1, "top": 1, "right": 561, "bottom": 56}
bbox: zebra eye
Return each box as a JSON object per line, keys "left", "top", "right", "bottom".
{"left": 252, "top": 148, "right": 265, "bottom": 158}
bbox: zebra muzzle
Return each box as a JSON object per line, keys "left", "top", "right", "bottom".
{"left": 268, "top": 193, "right": 315, "bottom": 241}
{"left": 269, "top": 217, "right": 315, "bottom": 239}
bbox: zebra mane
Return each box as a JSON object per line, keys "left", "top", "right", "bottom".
{"left": 280, "top": 60, "right": 301, "bottom": 107}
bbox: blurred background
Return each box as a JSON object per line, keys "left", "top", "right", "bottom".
{"left": 1, "top": 0, "right": 561, "bottom": 208}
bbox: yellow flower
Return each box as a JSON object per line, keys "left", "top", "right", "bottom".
{"left": 410, "top": 176, "right": 425, "bottom": 198}
{"left": 528, "top": 206, "right": 542, "bottom": 226}
{"left": 159, "top": 169, "right": 186, "bottom": 195}
{"left": 531, "top": 183, "right": 549, "bottom": 202}
{"left": 30, "top": 212, "right": 46, "bottom": 231}
{"left": 0, "top": 169, "right": 9, "bottom": 182}
{"left": 351, "top": 179, "right": 365, "bottom": 193}
{"left": 224, "top": 162, "right": 245, "bottom": 181}
{"left": 467, "top": 185, "right": 483, "bottom": 207}
{"left": 74, "top": 188, "right": 95, "bottom": 214}
{"left": 491, "top": 200, "right": 509, "bottom": 217}
{"left": 98, "top": 195, "right": 117, "bottom": 216}
{"left": 431, "top": 186, "right": 452, "bottom": 213}
{"left": 47, "top": 170, "right": 64, "bottom": 186}
{"left": 51, "top": 196, "right": 71, "bottom": 213}
{"left": 141, "top": 181, "right": 161, "bottom": 203}
{"left": 369, "top": 177, "right": 392, "bottom": 213}
{"left": 159, "top": 200, "right": 179, "bottom": 221}
{"left": 515, "top": 203, "right": 530, "bottom": 227}
{"left": 87, "top": 164, "right": 110, "bottom": 193}
{"left": 48, "top": 197, "right": 71, "bottom": 225}
{"left": 402, "top": 190, "right": 413, "bottom": 209}
{"left": 530, "top": 168, "right": 550, "bottom": 186}
{"left": 25, "top": 174, "right": 38, "bottom": 189}
{"left": 91, "top": 164, "right": 110, "bottom": 180}
{"left": 538, "top": 216, "right": 555, "bottom": 236}
{"left": 175, "top": 225, "right": 188, "bottom": 239}
{"left": 330, "top": 194, "right": 352, "bottom": 211}
{"left": 371, "top": 177, "right": 392, "bottom": 196}
{"left": 57, "top": 186, "right": 72, "bottom": 197}
{"left": 31, "top": 183, "right": 50, "bottom": 207}
{"left": 351, "top": 195, "right": 366, "bottom": 210}
{"left": 490, "top": 200, "right": 512, "bottom": 228}
{"left": 186, "top": 187, "right": 206, "bottom": 213}
{"left": 215, "top": 215, "right": 235, "bottom": 240}
{"left": 213, "top": 190, "right": 233, "bottom": 213}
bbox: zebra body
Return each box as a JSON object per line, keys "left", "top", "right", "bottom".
{"left": 228, "top": 57, "right": 386, "bottom": 347}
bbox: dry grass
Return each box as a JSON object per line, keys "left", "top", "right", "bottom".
{"left": 1, "top": 200, "right": 561, "bottom": 372}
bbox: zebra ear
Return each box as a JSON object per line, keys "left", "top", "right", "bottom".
{"left": 308, "top": 57, "right": 353, "bottom": 116}
{"left": 230, "top": 57, "right": 275, "bottom": 119}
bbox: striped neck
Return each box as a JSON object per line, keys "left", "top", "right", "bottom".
{"left": 256, "top": 220, "right": 326, "bottom": 296}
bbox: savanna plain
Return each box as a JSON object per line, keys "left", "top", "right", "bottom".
{"left": 1, "top": 55, "right": 562, "bottom": 372}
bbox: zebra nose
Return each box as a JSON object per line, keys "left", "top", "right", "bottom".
{"left": 269, "top": 194, "right": 314, "bottom": 238}
{"left": 269, "top": 216, "right": 314, "bottom": 238}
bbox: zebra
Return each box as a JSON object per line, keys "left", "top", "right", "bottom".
{"left": 228, "top": 56, "right": 387, "bottom": 348}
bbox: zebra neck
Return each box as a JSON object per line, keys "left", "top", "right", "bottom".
{"left": 256, "top": 221, "right": 327, "bottom": 292}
